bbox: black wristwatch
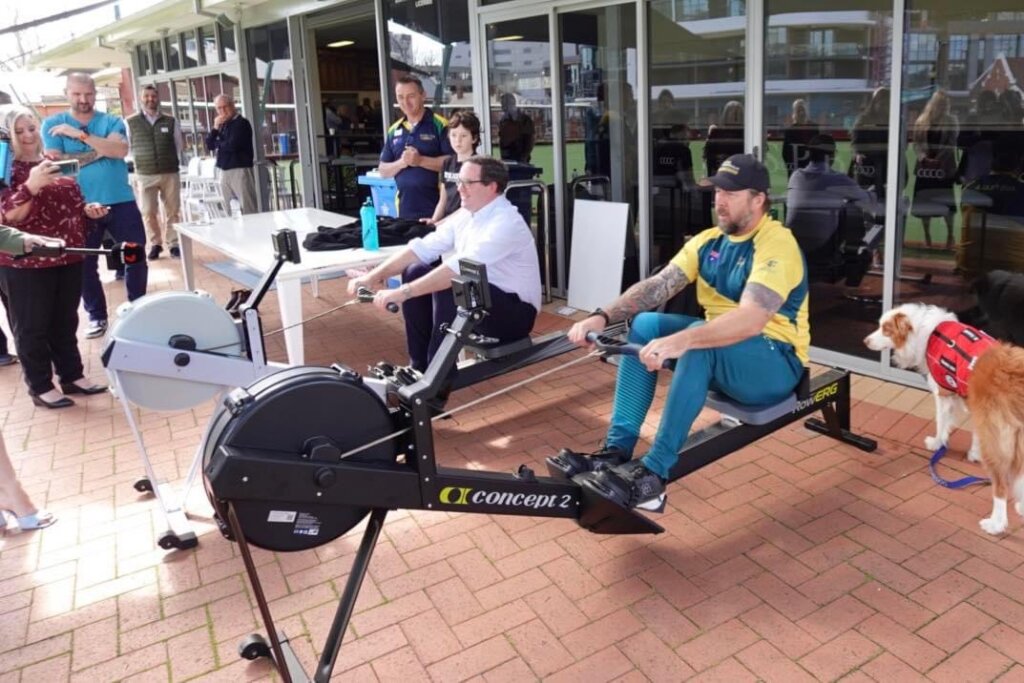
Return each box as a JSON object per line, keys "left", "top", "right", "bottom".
{"left": 589, "top": 308, "right": 611, "bottom": 325}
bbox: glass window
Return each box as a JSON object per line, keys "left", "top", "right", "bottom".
{"left": 190, "top": 77, "right": 208, "bottom": 140}
{"left": 137, "top": 45, "right": 151, "bottom": 75}
{"left": 165, "top": 36, "right": 181, "bottom": 72}
{"left": 247, "top": 21, "right": 296, "bottom": 159}
{"left": 383, "top": 0, "right": 471, "bottom": 120}
{"left": 151, "top": 40, "right": 165, "bottom": 73}
{"left": 156, "top": 81, "right": 172, "bottom": 107}
{"left": 183, "top": 29, "right": 200, "bottom": 68}
{"left": 219, "top": 23, "right": 236, "bottom": 61}
{"left": 200, "top": 26, "right": 218, "bottom": 65}
{"left": 763, "top": 0, "right": 893, "bottom": 361}
{"left": 174, "top": 80, "right": 194, "bottom": 154}
{"left": 648, "top": 0, "right": 747, "bottom": 267}
{"left": 559, "top": 5, "right": 640, "bottom": 291}
{"left": 893, "top": 3, "right": 1024, "bottom": 339}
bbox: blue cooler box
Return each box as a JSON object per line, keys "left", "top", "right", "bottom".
{"left": 357, "top": 175, "right": 398, "bottom": 217}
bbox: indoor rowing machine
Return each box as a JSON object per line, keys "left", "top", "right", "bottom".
{"left": 201, "top": 259, "right": 660, "bottom": 682}
{"left": 96, "top": 230, "right": 302, "bottom": 550}
{"left": 546, "top": 331, "right": 877, "bottom": 501}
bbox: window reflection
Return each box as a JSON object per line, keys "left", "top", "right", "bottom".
{"left": 648, "top": 0, "right": 746, "bottom": 268}
{"left": 894, "top": 3, "right": 1024, "bottom": 352}
{"left": 384, "top": 0, "right": 472, "bottom": 118}
{"left": 763, "top": 3, "right": 893, "bottom": 361}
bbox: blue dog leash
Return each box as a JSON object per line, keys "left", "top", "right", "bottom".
{"left": 929, "top": 445, "right": 990, "bottom": 489}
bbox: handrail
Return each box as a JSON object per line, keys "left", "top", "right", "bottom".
{"left": 505, "top": 179, "right": 552, "bottom": 303}
{"left": 569, "top": 174, "right": 610, "bottom": 198}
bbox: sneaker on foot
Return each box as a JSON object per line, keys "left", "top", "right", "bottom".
{"left": 148, "top": 244, "right": 163, "bottom": 260}
{"left": 546, "top": 445, "right": 629, "bottom": 479}
{"left": 0, "top": 353, "right": 17, "bottom": 367}
{"left": 590, "top": 460, "right": 667, "bottom": 512}
{"left": 114, "top": 270, "right": 125, "bottom": 281}
{"left": 84, "top": 320, "right": 108, "bottom": 339}
{"left": 169, "top": 246, "right": 181, "bottom": 258}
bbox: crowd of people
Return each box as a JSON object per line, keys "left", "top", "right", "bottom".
{"left": 4, "top": 67, "right": 1024, "bottom": 529}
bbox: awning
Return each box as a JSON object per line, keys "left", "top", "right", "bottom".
{"left": 29, "top": 0, "right": 276, "bottom": 71}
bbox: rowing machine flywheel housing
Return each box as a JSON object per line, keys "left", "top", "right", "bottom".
{"left": 203, "top": 366, "right": 398, "bottom": 552}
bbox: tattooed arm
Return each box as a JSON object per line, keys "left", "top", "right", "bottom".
{"left": 566, "top": 263, "right": 689, "bottom": 345}
{"left": 603, "top": 262, "right": 690, "bottom": 323}
{"left": 637, "top": 282, "right": 784, "bottom": 368}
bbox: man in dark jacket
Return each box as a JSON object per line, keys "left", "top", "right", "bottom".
{"left": 205, "top": 95, "right": 257, "bottom": 214}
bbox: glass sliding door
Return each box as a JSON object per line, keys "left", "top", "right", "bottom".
{"left": 763, "top": 0, "right": 894, "bottom": 361}
{"left": 483, "top": 15, "right": 555, "bottom": 287}
{"left": 559, "top": 3, "right": 640, "bottom": 290}
{"left": 647, "top": 0, "right": 747, "bottom": 269}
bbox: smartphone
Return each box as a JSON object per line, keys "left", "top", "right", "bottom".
{"left": 54, "top": 159, "right": 80, "bottom": 177}
{"left": 0, "top": 139, "right": 12, "bottom": 189}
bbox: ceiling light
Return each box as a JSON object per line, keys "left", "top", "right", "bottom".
{"left": 493, "top": 35, "right": 524, "bottom": 42}
{"left": 328, "top": 40, "right": 355, "bottom": 48}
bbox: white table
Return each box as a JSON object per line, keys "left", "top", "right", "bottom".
{"left": 175, "top": 207, "right": 399, "bottom": 364}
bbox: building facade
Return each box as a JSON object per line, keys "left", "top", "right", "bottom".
{"left": 33, "top": 0, "right": 1024, "bottom": 386}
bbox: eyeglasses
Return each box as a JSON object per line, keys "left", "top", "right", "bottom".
{"left": 455, "top": 178, "right": 485, "bottom": 187}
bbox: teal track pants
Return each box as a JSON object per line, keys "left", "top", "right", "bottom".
{"left": 605, "top": 312, "right": 805, "bottom": 479}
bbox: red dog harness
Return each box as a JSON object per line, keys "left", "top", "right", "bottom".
{"left": 925, "top": 321, "right": 996, "bottom": 398}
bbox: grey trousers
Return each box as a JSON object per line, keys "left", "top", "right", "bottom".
{"left": 219, "top": 167, "right": 258, "bottom": 214}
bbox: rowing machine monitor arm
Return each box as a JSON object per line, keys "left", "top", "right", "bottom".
{"left": 243, "top": 229, "right": 301, "bottom": 313}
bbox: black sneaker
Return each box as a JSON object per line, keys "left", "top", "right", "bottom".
{"left": 148, "top": 245, "right": 163, "bottom": 260}
{"left": 169, "top": 246, "right": 181, "bottom": 258}
{"left": 546, "top": 445, "right": 630, "bottom": 480}
{"left": 587, "top": 460, "right": 666, "bottom": 512}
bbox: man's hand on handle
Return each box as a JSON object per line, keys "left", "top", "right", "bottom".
{"left": 568, "top": 315, "right": 607, "bottom": 347}
{"left": 346, "top": 270, "right": 382, "bottom": 296}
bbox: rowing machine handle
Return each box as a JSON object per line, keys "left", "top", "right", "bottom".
{"left": 585, "top": 331, "right": 672, "bottom": 369}
{"left": 19, "top": 242, "right": 144, "bottom": 269}
{"left": 27, "top": 243, "right": 63, "bottom": 257}
{"left": 356, "top": 286, "right": 399, "bottom": 313}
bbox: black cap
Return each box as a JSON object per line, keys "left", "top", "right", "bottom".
{"left": 704, "top": 154, "right": 770, "bottom": 193}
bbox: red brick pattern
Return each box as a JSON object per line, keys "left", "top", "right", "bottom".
{"left": 1, "top": 247, "right": 1023, "bottom": 680}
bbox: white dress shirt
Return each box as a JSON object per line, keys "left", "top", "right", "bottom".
{"left": 408, "top": 194, "right": 542, "bottom": 311}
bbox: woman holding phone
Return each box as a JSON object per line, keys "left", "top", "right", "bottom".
{"left": 0, "top": 106, "right": 109, "bottom": 409}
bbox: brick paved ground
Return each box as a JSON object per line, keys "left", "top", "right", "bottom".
{"left": 2, "top": 245, "right": 1023, "bottom": 682}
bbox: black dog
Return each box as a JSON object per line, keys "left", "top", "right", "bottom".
{"left": 958, "top": 270, "right": 1024, "bottom": 346}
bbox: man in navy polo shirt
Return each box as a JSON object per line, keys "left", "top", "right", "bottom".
{"left": 43, "top": 73, "right": 148, "bottom": 339}
{"left": 378, "top": 76, "right": 452, "bottom": 220}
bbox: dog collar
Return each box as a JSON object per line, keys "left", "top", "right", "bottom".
{"left": 925, "top": 321, "right": 996, "bottom": 398}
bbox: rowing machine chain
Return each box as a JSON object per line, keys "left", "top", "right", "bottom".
{"left": 331, "top": 348, "right": 604, "bottom": 462}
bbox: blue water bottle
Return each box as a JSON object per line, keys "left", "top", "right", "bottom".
{"left": 360, "top": 197, "right": 379, "bottom": 251}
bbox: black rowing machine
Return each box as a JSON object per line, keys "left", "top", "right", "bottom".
{"left": 202, "top": 259, "right": 660, "bottom": 682}
{"left": 202, "top": 259, "right": 876, "bottom": 681}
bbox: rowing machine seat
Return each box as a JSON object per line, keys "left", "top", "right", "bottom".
{"left": 704, "top": 368, "right": 810, "bottom": 426}
{"left": 704, "top": 392, "right": 797, "bottom": 426}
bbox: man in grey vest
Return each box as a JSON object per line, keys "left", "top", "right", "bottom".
{"left": 126, "top": 85, "right": 183, "bottom": 259}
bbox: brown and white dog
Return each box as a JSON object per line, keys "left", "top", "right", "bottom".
{"left": 865, "top": 303, "right": 1024, "bottom": 535}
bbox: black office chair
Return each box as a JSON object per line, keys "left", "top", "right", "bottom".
{"left": 786, "top": 195, "right": 876, "bottom": 288}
